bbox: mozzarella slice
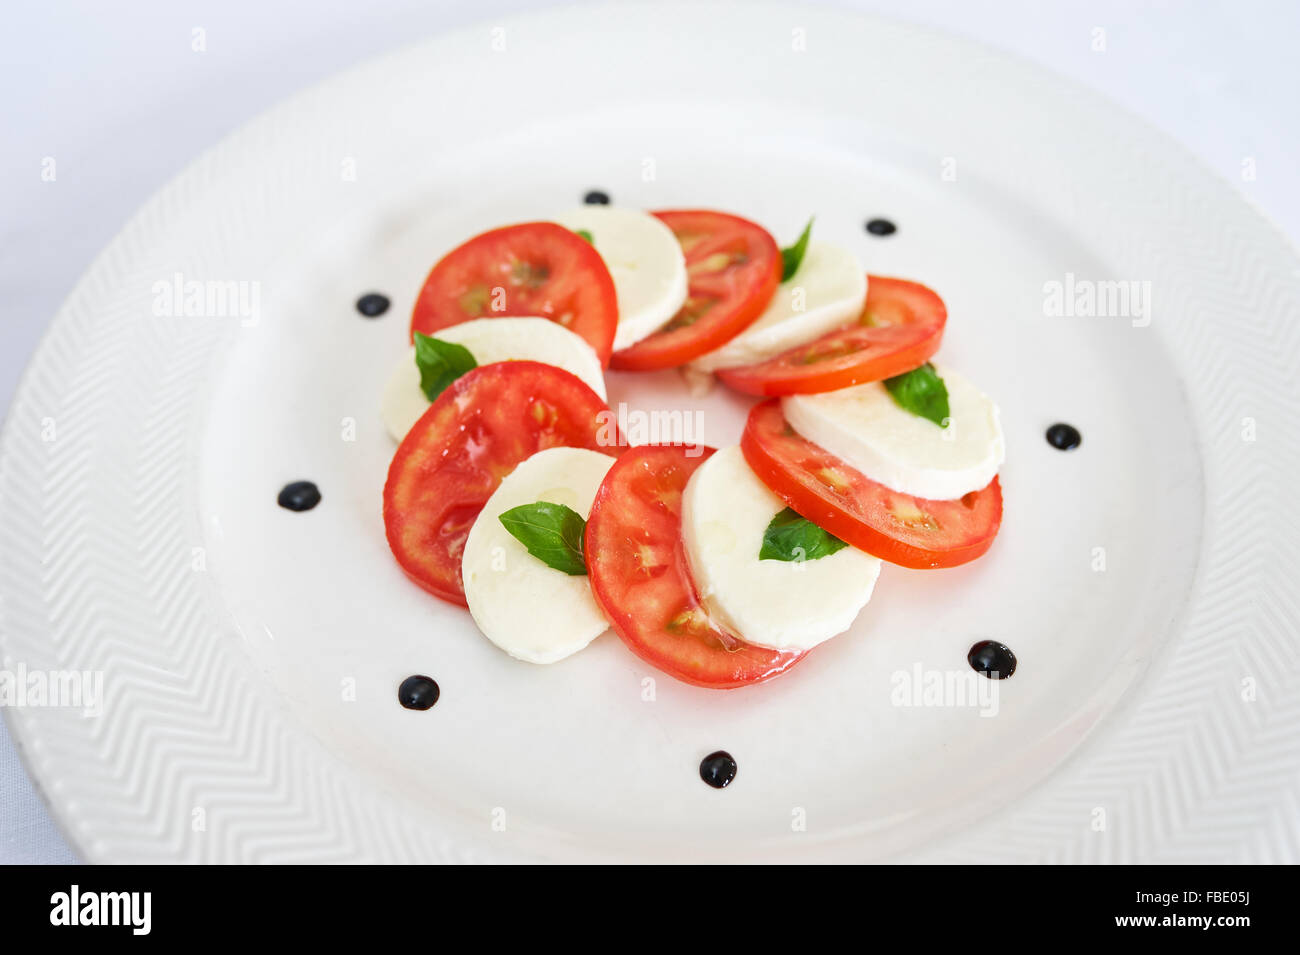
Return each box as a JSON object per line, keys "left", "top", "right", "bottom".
{"left": 462, "top": 447, "right": 615, "bottom": 664}
{"left": 691, "top": 241, "right": 866, "bottom": 373}
{"left": 381, "top": 317, "right": 606, "bottom": 442}
{"left": 554, "top": 206, "right": 688, "bottom": 351}
{"left": 781, "top": 364, "right": 1005, "bottom": 501}
{"left": 681, "top": 445, "right": 882, "bottom": 652}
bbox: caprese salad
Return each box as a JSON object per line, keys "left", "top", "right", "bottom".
{"left": 380, "top": 207, "right": 1005, "bottom": 689}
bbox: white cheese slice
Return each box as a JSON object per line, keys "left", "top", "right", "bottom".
{"left": 381, "top": 316, "right": 606, "bottom": 442}
{"left": 781, "top": 363, "right": 1004, "bottom": 501}
{"left": 681, "top": 445, "right": 882, "bottom": 652}
{"left": 461, "top": 447, "right": 616, "bottom": 664}
{"left": 690, "top": 240, "right": 866, "bottom": 373}
{"left": 554, "top": 206, "right": 688, "bottom": 351}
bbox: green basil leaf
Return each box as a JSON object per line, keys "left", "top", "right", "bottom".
{"left": 575, "top": 229, "right": 594, "bottom": 244}
{"left": 884, "top": 362, "right": 950, "bottom": 427}
{"left": 498, "top": 501, "right": 588, "bottom": 576}
{"left": 780, "top": 216, "right": 814, "bottom": 282}
{"left": 759, "top": 507, "right": 848, "bottom": 562}
{"left": 413, "top": 332, "right": 477, "bottom": 402}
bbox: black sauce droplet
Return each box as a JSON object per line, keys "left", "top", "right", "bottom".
{"left": 1046, "top": 422, "right": 1082, "bottom": 451}
{"left": 583, "top": 189, "right": 611, "bottom": 205}
{"left": 277, "top": 481, "right": 321, "bottom": 512}
{"left": 699, "top": 751, "right": 737, "bottom": 789}
{"left": 865, "top": 218, "right": 897, "bottom": 236}
{"left": 398, "top": 675, "right": 440, "bottom": 710}
{"left": 968, "top": 641, "right": 1017, "bottom": 679}
{"left": 355, "top": 293, "right": 390, "bottom": 318}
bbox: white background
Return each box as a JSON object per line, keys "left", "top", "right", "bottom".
{"left": 2, "top": 0, "right": 1297, "bottom": 864}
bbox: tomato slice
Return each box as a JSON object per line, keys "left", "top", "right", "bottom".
{"left": 717, "top": 276, "right": 947, "bottom": 395}
{"left": 411, "top": 222, "right": 618, "bottom": 366}
{"left": 741, "top": 400, "right": 1002, "bottom": 569}
{"left": 584, "top": 444, "right": 805, "bottom": 688}
{"left": 608, "top": 210, "right": 781, "bottom": 372}
{"left": 384, "top": 361, "right": 618, "bottom": 606}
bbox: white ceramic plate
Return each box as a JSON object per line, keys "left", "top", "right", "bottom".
{"left": 3, "top": 2, "right": 1298, "bottom": 863}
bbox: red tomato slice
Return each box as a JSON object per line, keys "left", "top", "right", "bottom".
{"left": 411, "top": 222, "right": 618, "bottom": 366}
{"left": 741, "top": 400, "right": 1002, "bottom": 569}
{"left": 384, "top": 361, "right": 618, "bottom": 606}
{"left": 608, "top": 210, "right": 781, "bottom": 372}
{"left": 717, "top": 276, "right": 947, "bottom": 396}
{"left": 584, "top": 444, "right": 805, "bottom": 688}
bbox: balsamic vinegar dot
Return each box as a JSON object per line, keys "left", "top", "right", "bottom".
{"left": 865, "top": 218, "right": 897, "bottom": 236}
{"left": 355, "top": 292, "right": 390, "bottom": 318}
{"left": 277, "top": 481, "right": 321, "bottom": 512}
{"left": 968, "top": 641, "right": 1016, "bottom": 679}
{"left": 583, "top": 189, "right": 611, "bottom": 205}
{"left": 398, "top": 675, "right": 440, "bottom": 710}
{"left": 1045, "top": 422, "right": 1082, "bottom": 451}
{"left": 699, "top": 751, "right": 738, "bottom": 789}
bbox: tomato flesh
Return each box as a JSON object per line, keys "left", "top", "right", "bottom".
{"left": 584, "top": 444, "right": 805, "bottom": 688}
{"left": 384, "top": 361, "right": 618, "bottom": 605}
{"left": 717, "top": 276, "right": 946, "bottom": 395}
{"left": 411, "top": 222, "right": 618, "bottom": 365}
{"left": 741, "top": 400, "right": 1001, "bottom": 569}
{"left": 609, "top": 210, "right": 781, "bottom": 372}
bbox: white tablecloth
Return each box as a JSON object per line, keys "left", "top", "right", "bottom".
{"left": 2, "top": 0, "right": 1297, "bottom": 864}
